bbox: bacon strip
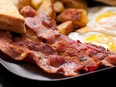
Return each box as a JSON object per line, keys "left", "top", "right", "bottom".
{"left": 25, "top": 13, "right": 116, "bottom": 72}
{"left": 0, "top": 31, "right": 30, "bottom": 60}
{"left": 14, "top": 38, "right": 84, "bottom": 76}
{"left": 0, "top": 9, "right": 116, "bottom": 76}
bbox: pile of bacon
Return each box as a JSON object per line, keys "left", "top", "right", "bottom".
{"left": 0, "top": 6, "right": 116, "bottom": 77}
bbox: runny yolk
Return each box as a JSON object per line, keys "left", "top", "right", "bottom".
{"left": 84, "top": 34, "right": 115, "bottom": 52}
{"left": 96, "top": 12, "right": 116, "bottom": 22}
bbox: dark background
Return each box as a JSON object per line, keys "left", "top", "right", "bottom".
{"left": 1, "top": 64, "right": 116, "bottom": 87}
{"left": 0, "top": 0, "right": 116, "bottom": 87}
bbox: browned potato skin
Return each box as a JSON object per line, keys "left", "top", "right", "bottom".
{"left": 53, "top": 1, "right": 65, "bottom": 13}
{"left": 37, "top": 0, "right": 56, "bottom": 19}
{"left": 17, "top": 0, "right": 32, "bottom": 10}
{"left": 57, "top": 21, "right": 74, "bottom": 35}
{"left": 31, "top": 0, "right": 43, "bottom": 10}
{"left": 57, "top": 8, "right": 88, "bottom": 28}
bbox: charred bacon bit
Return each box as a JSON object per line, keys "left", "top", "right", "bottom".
{"left": 24, "top": 53, "right": 35, "bottom": 63}
{"left": 80, "top": 57, "right": 87, "bottom": 62}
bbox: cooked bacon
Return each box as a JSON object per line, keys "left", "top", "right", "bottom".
{"left": 1, "top": 12, "right": 116, "bottom": 77}
{"left": 0, "top": 32, "right": 83, "bottom": 76}
{"left": 0, "top": 31, "right": 30, "bottom": 60}
{"left": 14, "top": 38, "right": 57, "bottom": 55}
{"left": 14, "top": 37, "right": 84, "bottom": 76}
{"left": 25, "top": 17, "right": 59, "bottom": 44}
{"left": 20, "top": 6, "right": 37, "bottom": 17}
{"left": 32, "top": 52, "right": 84, "bottom": 76}
{"left": 0, "top": 43, "right": 30, "bottom": 61}
{"left": 25, "top": 13, "right": 116, "bottom": 72}
{"left": 102, "top": 54, "right": 116, "bottom": 67}
{"left": 0, "top": 30, "right": 12, "bottom": 42}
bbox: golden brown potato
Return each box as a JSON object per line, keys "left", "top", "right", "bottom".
{"left": 61, "top": 0, "right": 87, "bottom": 9}
{"left": 57, "top": 21, "right": 74, "bottom": 35}
{"left": 17, "top": 0, "right": 32, "bottom": 10}
{"left": 53, "top": 1, "right": 65, "bottom": 13}
{"left": 57, "top": 8, "right": 88, "bottom": 28}
{"left": 37, "top": 0, "right": 56, "bottom": 19}
{"left": 75, "top": 27, "right": 91, "bottom": 35}
{"left": 31, "top": 0, "right": 43, "bottom": 10}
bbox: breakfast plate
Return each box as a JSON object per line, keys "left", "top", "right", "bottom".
{"left": 0, "top": 0, "right": 116, "bottom": 82}
{"left": 0, "top": 51, "right": 115, "bottom": 81}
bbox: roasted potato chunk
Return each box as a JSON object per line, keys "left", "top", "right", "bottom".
{"left": 57, "top": 8, "right": 88, "bottom": 28}
{"left": 53, "top": 1, "right": 65, "bottom": 13}
{"left": 31, "top": 0, "right": 43, "bottom": 10}
{"left": 37, "top": 0, "right": 56, "bottom": 19}
{"left": 17, "top": 0, "right": 32, "bottom": 10}
{"left": 57, "top": 21, "right": 74, "bottom": 35}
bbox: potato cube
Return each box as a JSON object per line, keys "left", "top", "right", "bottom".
{"left": 31, "top": 0, "right": 43, "bottom": 10}
{"left": 37, "top": 0, "right": 56, "bottom": 19}
{"left": 17, "top": 0, "right": 32, "bottom": 10}
{"left": 53, "top": 1, "right": 65, "bottom": 13}
{"left": 57, "top": 21, "right": 74, "bottom": 35}
{"left": 57, "top": 8, "right": 88, "bottom": 28}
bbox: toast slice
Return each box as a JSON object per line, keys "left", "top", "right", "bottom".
{"left": 0, "top": 0, "right": 26, "bottom": 33}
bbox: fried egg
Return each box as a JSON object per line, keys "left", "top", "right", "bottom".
{"left": 68, "top": 32, "right": 116, "bottom": 52}
{"left": 87, "top": 7, "right": 116, "bottom": 36}
{"left": 82, "top": 32, "right": 116, "bottom": 52}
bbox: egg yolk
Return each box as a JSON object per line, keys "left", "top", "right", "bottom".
{"left": 96, "top": 12, "right": 116, "bottom": 22}
{"left": 84, "top": 34, "right": 115, "bottom": 52}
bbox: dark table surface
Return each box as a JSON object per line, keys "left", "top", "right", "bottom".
{"left": 1, "top": 63, "right": 116, "bottom": 87}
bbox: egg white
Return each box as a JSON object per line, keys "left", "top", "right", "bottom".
{"left": 68, "top": 32, "right": 81, "bottom": 41}
{"left": 87, "top": 7, "right": 116, "bottom": 36}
